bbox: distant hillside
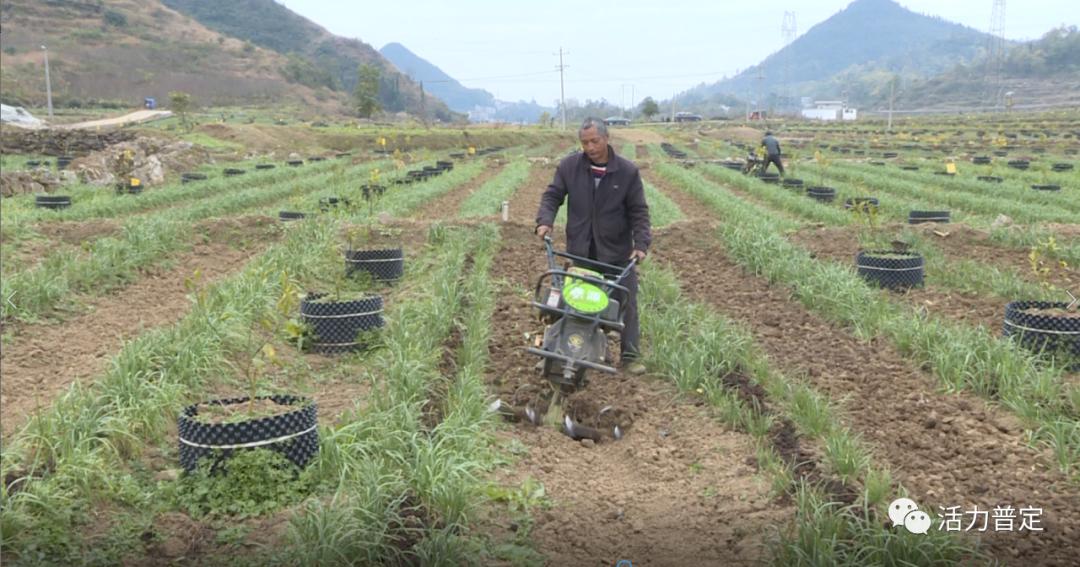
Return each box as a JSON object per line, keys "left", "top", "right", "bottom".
{"left": 0, "top": 0, "right": 306, "bottom": 108}
{"left": 678, "top": 0, "right": 996, "bottom": 112}
{"left": 886, "top": 25, "right": 1080, "bottom": 111}
{"left": 380, "top": 42, "right": 494, "bottom": 111}
{"left": 160, "top": 0, "right": 453, "bottom": 119}
{"left": 380, "top": 42, "right": 552, "bottom": 123}
{"left": 0, "top": 0, "right": 452, "bottom": 119}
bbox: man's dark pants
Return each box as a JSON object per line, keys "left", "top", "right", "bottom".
{"left": 574, "top": 257, "right": 640, "bottom": 362}
{"left": 764, "top": 154, "right": 784, "bottom": 175}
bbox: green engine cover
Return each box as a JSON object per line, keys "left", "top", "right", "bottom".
{"left": 562, "top": 267, "right": 608, "bottom": 314}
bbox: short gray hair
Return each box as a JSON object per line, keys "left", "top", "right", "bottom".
{"left": 579, "top": 117, "right": 609, "bottom": 138}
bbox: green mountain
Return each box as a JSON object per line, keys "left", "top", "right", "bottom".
{"left": 380, "top": 42, "right": 552, "bottom": 123}
{"left": 888, "top": 25, "right": 1080, "bottom": 111}
{"left": 160, "top": 0, "right": 453, "bottom": 119}
{"left": 380, "top": 42, "right": 494, "bottom": 111}
{"left": 678, "top": 0, "right": 997, "bottom": 110}
{"left": 0, "top": 0, "right": 452, "bottom": 118}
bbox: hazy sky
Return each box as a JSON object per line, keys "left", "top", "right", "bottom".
{"left": 278, "top": 0, "right": 1076, "bottom": 106}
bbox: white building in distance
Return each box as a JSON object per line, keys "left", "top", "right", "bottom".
{"left": 801, "top": 100, "right": 857, "bottom": 121}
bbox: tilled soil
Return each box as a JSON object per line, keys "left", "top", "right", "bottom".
{"left": 0, "top": 216, "right": 279, "bottom": 438}
{"left": 789, "top": 224, "right": 1011, "bottom": 332}
{"left": 651, "top": 220, "right": 1080, "bottom": 565}
{"left": 35, "top": 218, "right": 121, "bottom": 245}
{"left": 119, "top": 219, "right": 440, "bottom": 564}
{"left": 484, "top": 221, "right": 793, "bottom": 566}
{"left": 414, "top": 158, "right": 503, "bottom": 220}
{"left": 2, "top": 220, "right": 121, "bottom": 277}
{"left": 505, "top": 162, "right": 552, "bottom": 225}
{"left": 912, "top": 223, "right": 1080, "bottom": 292}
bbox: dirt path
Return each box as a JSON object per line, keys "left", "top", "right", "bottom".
{"left": 611, "top": 128, "right": 665, "bottom": 145}
{"left": 483, "top": 222, "right": 793, "bottom": 565}
{"left": 414, "top": 160, "right": 503, "bottom": 220}
{"left": 59, "top": 110, "right": 173, "bottom": 130}
{"left": 0, "top": 216, "right": 279, "bottom": 438}
{"left": 503, "top": 163, "right": 552, "bottom": 226}
{"left": 642, "top": 182, "right": 1080, "bottom": 566}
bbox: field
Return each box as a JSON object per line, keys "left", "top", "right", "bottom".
{"left": 1, "top": 112, "right": 1079, "bottom": 566}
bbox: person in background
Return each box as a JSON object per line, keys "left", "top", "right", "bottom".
{"left": 761, "top": 131, "right": 784, "bottom": 175}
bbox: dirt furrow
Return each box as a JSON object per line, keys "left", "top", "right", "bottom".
{"left": 790, "top": 225, "right": 1011, "bottom": 332}
{"left": 643, "top": 172, "right": 718, "bottom": 225}
{"left": 414, "top": 159, "right": 502, "bottom": 221}
{"left": 650, "top": 221, "right": 1080, "bottom": 565}
{"left": 504, "top": 163, "right": 553, "bottom": 226}
{"left": 2, "top": 220, "right": 122, "bottom": 279}
{"left": 483, "top": 223, "right": 792, "bottom": 566}
{"left": 912, "top": 223, "right": 1080, "bottom": 292}
{"left": 0, "top": 216, "right": 279, "bottom": 438}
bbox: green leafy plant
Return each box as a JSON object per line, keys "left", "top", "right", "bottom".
{"left": 171, "top": 448, "right": 315, "bottom": 519}
{"left": 814, "top": 150, "right": 831, "bottom": 187}
{"left": 187, "top": 269, "right": 302, "bottom": 416}
{"left": 485, "top": 477, "right": 549, "bottom": 512}
{"left": 168, "top": 91, "right": 194, "bottom": 133}
{"left": 353, "top": 64, "right": 381, "bottom": 118}
{"left": 360, "top": 168, "right": 385, "bottom": 219}
{"left": 111, "top": 148, "right": 136, "bottom": 191}
{"left": 849, "top": 197, "right": 892, "bottom": 251}
{"left": 1029, "top": 236, "right": 1077, "bottom": 311}
{"left": 344, "top": 224, "right": 371, "bottom": 253}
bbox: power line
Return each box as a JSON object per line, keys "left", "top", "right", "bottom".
{"left": 421, "top": 67, "right": 740, "bottom": 86}
{"left": 420, "top": 69, "right": 560, "bottom": 84}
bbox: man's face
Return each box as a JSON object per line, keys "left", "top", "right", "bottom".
{"left": 579, "top": 127, "right": 609, "bottom": 163}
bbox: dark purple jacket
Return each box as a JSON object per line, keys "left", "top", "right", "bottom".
{"left": 536, "top": 145, "right": 651, "bottom": 264}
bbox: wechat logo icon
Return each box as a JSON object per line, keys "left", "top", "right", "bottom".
{"left": 889, "top": 497, "right": 931, "bottom": 535}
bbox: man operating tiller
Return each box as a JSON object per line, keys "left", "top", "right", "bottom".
{"left": 534, "top": 117, "right": 652, "bottom": 377}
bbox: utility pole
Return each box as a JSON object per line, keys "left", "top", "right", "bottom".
{"left": 887, "top": 76, "right": 896, "bottom": 131}
{"left": 756, "top": 68, "right": 765, "bottom": 119}
{"left": 781, "top": 12, "right": 797, "bottom": 113}
{"left": 556, "top": 48, "right": 569, "bottom": 129}
{"left": 630, "top": 85, "right": 635, "bottom": 119}
{"left": 419, "top": 80, "right": 427, "bottom": 126}
{"left": 41, "top": 45, "right": 54, "bottom": 118}
{"left": 671, "top": 91, "right": 676, "bottom": 122}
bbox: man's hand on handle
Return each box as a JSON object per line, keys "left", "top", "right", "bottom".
{"left": 536, "top": 225, "right": 645, "bottom": 263}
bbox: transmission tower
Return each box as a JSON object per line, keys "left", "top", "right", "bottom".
{"left": 781, "top": 11, "right": 797, "bottom": 112}
{"left": 985, "top": 0, "right": 1006, "bottom": 109}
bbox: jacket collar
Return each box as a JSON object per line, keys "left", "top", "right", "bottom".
{"left": 580, "top": 144, "right": 620, "bottom": 173}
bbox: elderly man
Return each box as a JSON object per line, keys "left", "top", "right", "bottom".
{"left": 535, "top": 117, "right": 651, "bottom": 375}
